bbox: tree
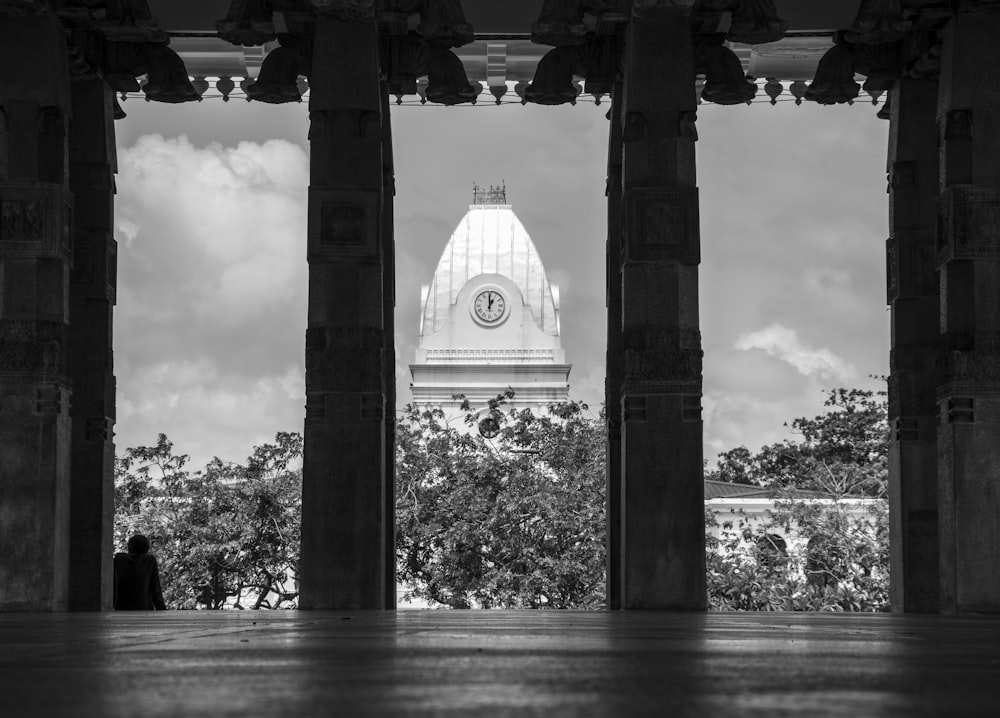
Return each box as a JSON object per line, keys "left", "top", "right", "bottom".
{"left": 705, "top": 386, "right": 890, "bottom": 611}
{"left": 114, "top": 433, "right": 302, "bottom": 609}
{"left": 395, "top": 395, "right": 606, "bottom": 609}
{"left": 707, "top": 386, "right": 888, "bottom": 497}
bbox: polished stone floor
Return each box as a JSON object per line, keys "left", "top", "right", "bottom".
{"left": 3, "top": 610, "right": 1000, "bottom": 717}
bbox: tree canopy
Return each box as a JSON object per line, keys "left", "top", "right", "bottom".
{"left": 113, "top": 386, "right": 890, "bottom": 611}
{"left": 114, "top": 432, "right": 302, "bottom": 609}
{"left": 707, "top": 387, "right": 888, "bottom": 498}
{"left": 395, "top": 395, "right": 606, "bottom": 608}
{"left": 705, "top": 386, "right": 890, "bottom": 611}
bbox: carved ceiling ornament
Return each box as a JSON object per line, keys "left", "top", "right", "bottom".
{"left": 310, "top": 0, "right": 375, "bottom": 20}
{"left": 525, "top": 46, "right": 583, "bottom": 105}
{"left": 524, "top": 34, "right": 622, "bottom": 105}
{"left": 0, "top": 0, "right": 50, "bottom": 16}
{"left": 416, "top": 0, "right": 474, "bottom": 48}
{"left": 846, "top": 0, "right": 912, "bottom": 44}
{"left": 423, "top": 45, "right": 480, "bottom": 104}
{"left": 804, "top": 38, "right": 860, "bottom": 105}
{"left": 694, "top": 36, "right": 757, "bottom": 105}
{"left": 102, "top": 41, "right": 200, "bottom": 103}
{"left": 52, "top": 0, "right": 170, "bottom": 42}
{"left": 216, "top": 0, "right": 277, "bottom": 46}
{"left": 701, "top": 0, "right": 786, "bottom": 44}
{"left": 245, "top": 36, "right": 312, "bottom": 103}
{"left": 532, "top": 0, "right": 588, "bottom": 47}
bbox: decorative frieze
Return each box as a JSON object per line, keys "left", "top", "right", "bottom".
{"left": 305, "top": 326, "right": 384, "bottom": 391}
{"left": 307, "top": 189, "right": 380, "bottom": 261}
{"left": 0, "top": 0, "right": 49, "bottom": 17}
{"left": 621, "top": 393, "right": 702, "bottom": 421}
{"left": 311, "top": 0, "right": 376, "bottom": 20}
{"left": 633, "top": 0, "right": 695, "bottom": 12}
{"left": 937, "top": 185, "right": 1000, "bottom": 263}
{"left": 622, "top": 327, "right": 703, "bottom": 385}
{"left": 624, "top": 187, "right": 700, "bottom": 264}
{"left": 846, "top": 0, "right": 912, "bottom": 44}
{"left": 1, "top": 199, "right": 42, "bottom": 240}
{"left": 0, "top": 320, "right": 68, "bottom": 377}
{"left": 938, "top": 350, "right": 1000, "bottom": 386}
{"left": 0, "top": 184, "right": 72, "bottom": 260}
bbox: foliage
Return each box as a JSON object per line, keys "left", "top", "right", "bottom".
{"left": 706, "top": 387, "right": 888, "bottom": 498}
{"left": 115, "top": 384, "right": 891, "bottom": 612}
{"left": 395, "top": 394, "right": 606, "bottom": 609}
{"left": 114, "top": 432, "right": 302, "bottom": 609}
{"left": 704, "top": 386, "right": 890, "bottom": 612}
{"left": 705, "top": 498, "right": 889, "bottom": 612}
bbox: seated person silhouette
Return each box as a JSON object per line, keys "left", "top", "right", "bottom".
{"left": 113, "top": 534, "right": 167, "bottom": 610}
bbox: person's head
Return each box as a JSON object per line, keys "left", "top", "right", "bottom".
{"left": 127, "top": 534, "right": 150, "bottom": 555}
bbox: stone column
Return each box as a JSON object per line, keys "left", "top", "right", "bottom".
{"left": 299, "top": 3, "right": 390, "bottom": 609}
{"left": 67, "top": 78, "right": 117, "bottom": 611}
{"left": 618, "top": 1, "right": 706, "bottom": 610}
{"left": 936, "top": 10, "right": 1000, "bottom": 614}
{"left": 886, "top": 78, "right": 940, "bottom": 613}
{"left": 0, "top": 14, "right": 74, "bottom": 611}
{"left": 380, "top": 87, "right": 396, "bottom": 610}
{"left": 605, "top": 81, "right": 624, "bottom": 610}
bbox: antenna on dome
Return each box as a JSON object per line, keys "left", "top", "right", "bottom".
{"left": 472, "top": 181, "right": 508, "bottom": 205}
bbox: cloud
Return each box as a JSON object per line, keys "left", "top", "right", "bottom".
{"left": 114, "top": 135, "right": 309, "bottom": 466}
{"left": 734, "top": 323, "right": 857, "bottom": 383}
{"left": 110, "top": 96, "right": 893, "bottom": 469}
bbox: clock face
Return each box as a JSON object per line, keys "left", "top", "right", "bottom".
{"left": 473, "top": 289, "right": 506, "bottom": 323}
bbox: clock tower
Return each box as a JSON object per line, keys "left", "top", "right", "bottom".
{"left": 409, "top": 184, "right": 571, "bottom": 415}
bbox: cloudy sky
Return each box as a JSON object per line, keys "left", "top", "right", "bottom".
{"left": 112, "top": 89, "right": 889, "bottom": 469}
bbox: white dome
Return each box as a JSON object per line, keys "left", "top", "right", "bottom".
{"left": 420, "top": 203, "right": 560, "bottom": 337}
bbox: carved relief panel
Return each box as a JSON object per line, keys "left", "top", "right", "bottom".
{"left": 0, "top": 183, "right": 73, "bottom": 261}
{"left": 937, "top": 185, "right": 1000, "bottom": 264}
{"left": 624, "top": 187, "right": 700, "bottom": 264}
{"left": 307, "top": 189, "right": 381, "bottom": 262}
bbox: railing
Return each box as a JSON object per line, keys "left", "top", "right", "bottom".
{"left": 423, "top": 348, "right": 556, "bottom": 363}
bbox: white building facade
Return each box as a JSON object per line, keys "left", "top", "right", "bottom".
{"left": 410, "top": 185, "right": 571, "bottom": 416}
